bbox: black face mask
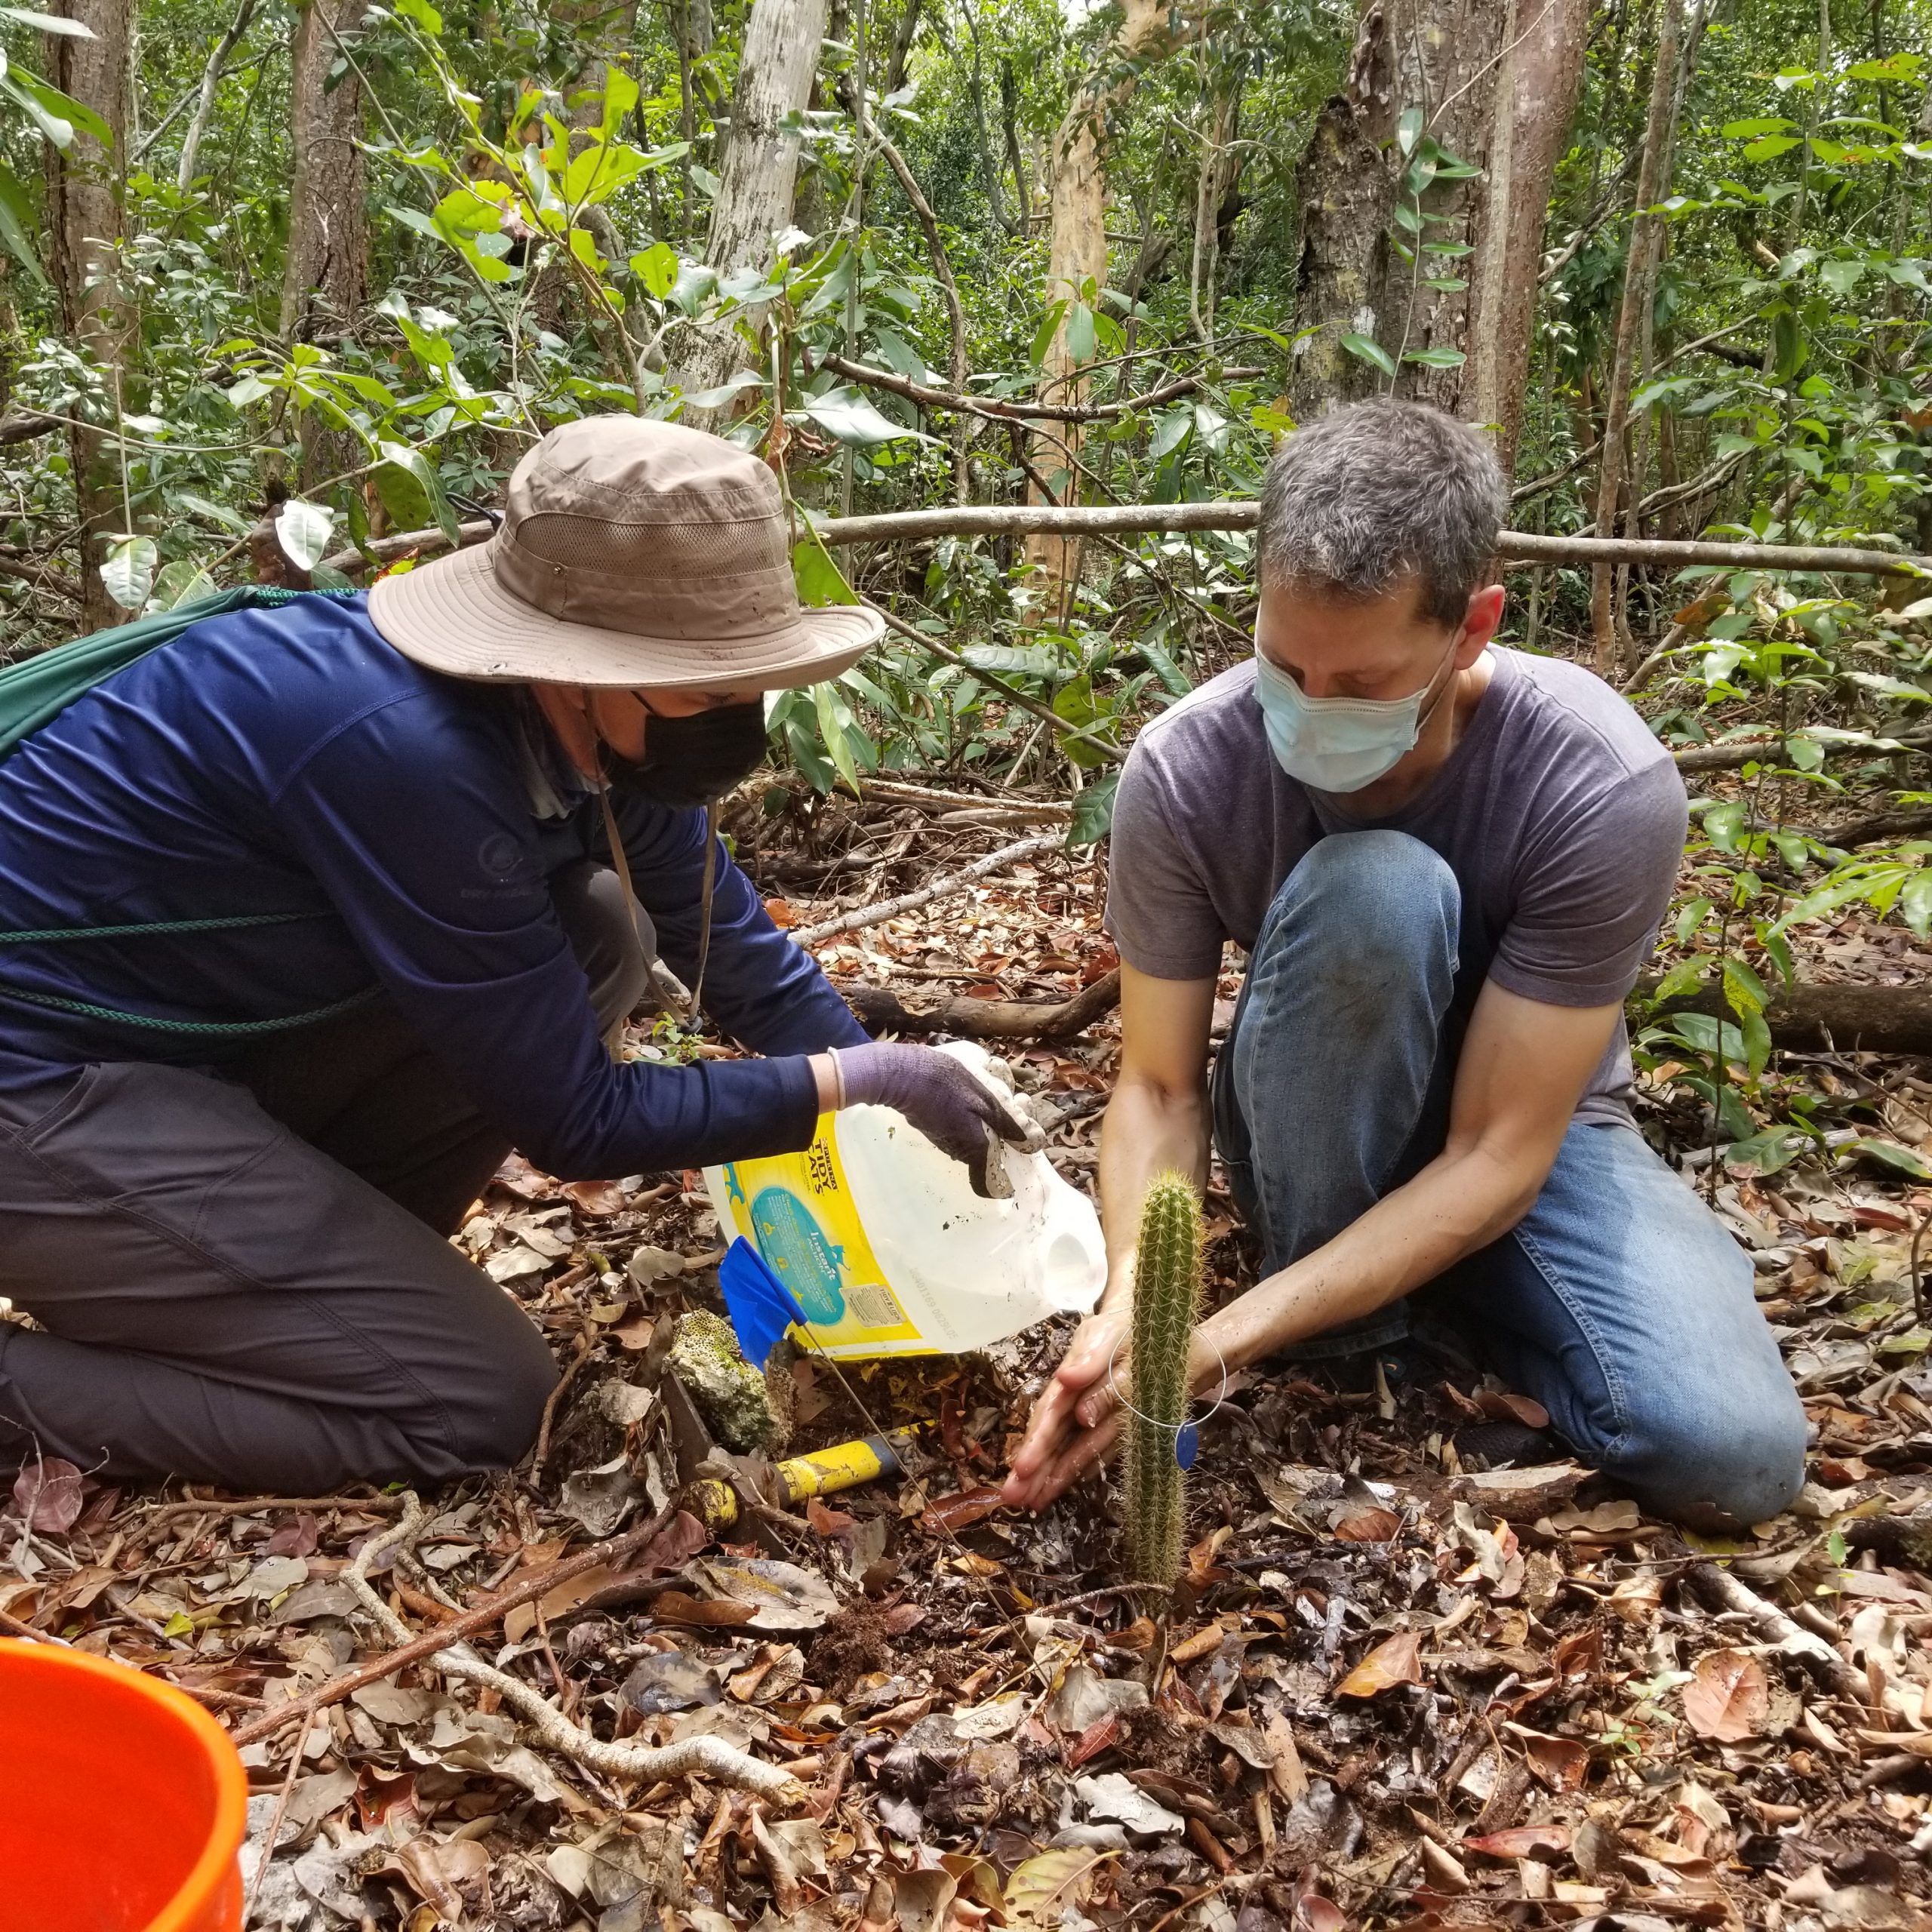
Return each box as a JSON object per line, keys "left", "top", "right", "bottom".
{"left": 601, "top": 700, "right": 768, "bottom": 809}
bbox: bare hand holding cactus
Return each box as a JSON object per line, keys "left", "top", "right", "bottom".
{"left": 1002, "top": 1171, "right": 1212, "bottom": 1521}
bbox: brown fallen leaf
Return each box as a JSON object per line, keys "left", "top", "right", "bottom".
{"left": 1510, "top": 1724, "right": 1591, "bottom": 1792}
{"left": 1683, "top": 1647, "right": 1769, "bottom": 1743}
{"left": 918, "top": 1485, "right": 1006, "bottom": 1534}
{"left": 10, "top": 1457, "right": 84, "bottom": 1534}
{"left": 1475, "top": 1389, "right": 1551, "bottom": 1429}
{"left": 1336, "top": 1630, "right": 1424, "bottom": 1699}
{"left": 1334, "top": 1506, "right": 1403, "bottom": 1542}
{"left": 1463, "top": 1823, "right": 1572, "bottom": 1860}
{"left": 653, "top": 1589, "right": 759, "bottom": 1627}
{"left": 561, "top": 1177, "right": 629, "bottom": 1216}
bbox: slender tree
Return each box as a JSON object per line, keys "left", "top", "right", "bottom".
{"left": 1591, "top": 0, "right": 1685, "bottom": 678}
{"left": 671, "top": 0, "right": 830, "bottom": 426}
{"left": 1289, "top": 0, "right": 1589, "bottom": 464}
{"left": 45, "top": 0, "right": 131, "bottom": 633}
{"left": 281, "top": 0, "right": 368, "bottom": 491}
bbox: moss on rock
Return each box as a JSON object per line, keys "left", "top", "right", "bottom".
{"left": 668, "top": 1310, "right": 791, "bottom": 1454}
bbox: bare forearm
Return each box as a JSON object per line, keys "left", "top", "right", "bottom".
{"left": 1201, "top": 1140, "right": 1540, "bottom": 1372}
{"left": 1097, "top": 1079, "right": 1210, "bottom": 1306}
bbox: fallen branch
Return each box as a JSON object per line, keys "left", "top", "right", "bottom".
{"left": 815, "top": 503, "right": 1932, "bottom": 579}
{"left": 1672, "top": 728, "right": 1932, "bottom": 773}
{"left": 340, "top": 1497, "right": 803, "bottom": 1805}
{"left": 316, "top": 517, "right": 495, "bottom": 580}
{"left": 1685, "top": 1561, "right": 1871, "bottom": 1705}
{"left": 809, "top": 351, "right": 1267, "bottom": 426}
{"left": 843, "top": 776, "right": 1070, "bottom": 819}
{"left": 1816, "top": 803, "right": 1932, "bottom": 848}
{"left": 309, "top": 505, "right": 1932, "bottom": 586}
{"left": 1637, "top": 977, "right": 1932, "bottom": 1057}
{"left": 229, "top": 1502, "right": 684, "bottom": 1749}
{"left": 848, "top": 967, "right": 1123, "bottom": 1041}
{"left": 795, "top": 832, "right": 1064, "bottom": 945}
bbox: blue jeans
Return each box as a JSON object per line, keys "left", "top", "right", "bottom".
{"left": 1211, "top": 831, "right": 1807, "bottom": 1529}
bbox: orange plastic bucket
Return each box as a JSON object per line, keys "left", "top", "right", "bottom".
{"left": 0, "top": 1638, "right": 248, "bottom": 1932}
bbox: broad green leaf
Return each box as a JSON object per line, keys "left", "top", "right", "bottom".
{"left": 798, "top": 392, "right": 934, "bottom": 447}
{"left": 372, "top": 441, "right": 460, "bottom": 546}
{"left": 275, "top": 499, "right": 334, "bottom": 572}
{"left": 1901, "top": 869, "right": 1932, "bottom": 940}
{"left": 149, "top": 560, "right": 214, "bottom": 610}
{"left": 1137, "top": 635, "right": 1191, "bottom": 697}
{"left": 1721, "top": 956, "right": 1767, "bottom": 1020}
{"left": 0, "top": 158, "right": 45, "bottom": 281}
{"left": 811, "top": 679, "right": 863, "bottom": 795}
{"left": 1149, "top": 406, "right": 1192, "bottom": 463}
{"left": 1403, "top": 346, "right": 1466, "bottom": 368}
{"left": 1063, "top": 302, "right": 1097, "bottom": 365}
{"left": 1674, "top": 897, "right": 1712, "bottom": 946}
{"left": 1846, "top": 53, "right": 1921, "bottom": 82}
{"left": 1648, "top": 956, "right": 1711, "bottom": 1006}
{"left": 1743, "top": 134, "right": 1803, "bottom": 162}
{"left": 1339, "top": 332, "right": 1397, "bottom": 378}
{"left": 1724, "top": 1127, "right": 1808, "bottom": 1177}
{"left": 99, "top": 534, "right": 157, "bottom": 611}
{"left": 2, "top": 63, "right": 109, "bottom": 146}
{"left": 1839, "top": 1137, "right": 1932, "bottom": 1180}
{"left": 1066, "top": 771, "right": 1118, "bottom": 848}
{"left": 1051, "top": 675, "right": 1116, "bottom": 769}
{"left": 1396, "top": 106, "right": 1423, "bottom": 156}
{"left": 630, "top": 241, "right": 678, "bottom": 300}
{"left": 392, "top": 0, "right": 444, "bottom": 34}
{"left": 174, "top": 491, "right": 253, "bottom": 534}
{"left": 792, "top": 536, "right": 858, "bottom": 608}
{"left": 1703, "top": 801, "right": 1749, "bottom": 852}
{"left": 1722, "top": 117, "right": 1795, "bottom": 138}
{"left": 0, "top": 8, "right": 98, "bottom": 33}
{"left": 681, "top": 369, "right": 766, "bottom": 411}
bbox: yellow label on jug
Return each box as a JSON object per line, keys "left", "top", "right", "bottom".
{"left": 713, "top": 1115, "right": 931, "bottom": 1358}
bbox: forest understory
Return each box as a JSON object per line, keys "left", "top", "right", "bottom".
{"left": 4, "top": 759, "right": 1931, "bottom": 1932}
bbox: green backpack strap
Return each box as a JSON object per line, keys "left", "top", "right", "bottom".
{"left": 0, "top": 586, "right": 378, "bottom": 1035}
{"left": 0, "top": 586, "right": 358, "bottom": 762}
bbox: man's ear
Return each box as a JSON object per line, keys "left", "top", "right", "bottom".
{"left": 1458, "top": 583, "right": 1506, "bottom": 661}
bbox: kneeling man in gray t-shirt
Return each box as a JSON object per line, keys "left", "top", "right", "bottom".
{"left": 1004, "top": 399, "right": 1805, "bottom": 1531}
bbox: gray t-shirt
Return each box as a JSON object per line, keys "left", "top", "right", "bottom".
{"left": 1105, "top": 647, "right": 1688, "bottom": 1123}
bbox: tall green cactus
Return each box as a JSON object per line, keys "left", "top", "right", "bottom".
{"left": 1124, "top": 1171, "right": 1204, "bottom": 1586}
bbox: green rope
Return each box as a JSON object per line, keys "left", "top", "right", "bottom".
{"left": 0, "top": 982, "right": 383, "bottom": 1037}
{"left": 0, "top": 912, "right": 321, "bottom": 945}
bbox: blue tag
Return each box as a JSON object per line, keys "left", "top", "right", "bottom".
{"left": 1174, "top": 1423, "right": 1199, "bottom": 1470}
{"left": 718, "top": 1237, "right": 807, "bottom": 1371}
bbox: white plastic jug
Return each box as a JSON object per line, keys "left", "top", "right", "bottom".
{"left": 703, "top": 1042, "right": 1106, "bottom": 1359}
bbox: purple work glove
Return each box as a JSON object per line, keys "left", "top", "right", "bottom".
{"left": 834, "top": 1043, "right": 1044, "bottom": 1198}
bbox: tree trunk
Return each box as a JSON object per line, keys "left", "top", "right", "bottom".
{"left": 45, "top": 0, "right": 132, "bottom": 634}
{"left": 670, "top": 0, "right": 829, "bottom": 426}
{"left": 1287, "top": 0, "right": 1588, "bottom": 460}
{"left": 281, "top": 0, "right": 368, "bottom": 493}
{"left": 1024, "top": 0, "right": 1173, "bottom": 602}
{"left": 1591, "top": 0, "right": 1683, "bottom": 678}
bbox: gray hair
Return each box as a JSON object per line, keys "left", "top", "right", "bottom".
{"left": 1257, "top": 399, "right": 1506, "bottom": 626}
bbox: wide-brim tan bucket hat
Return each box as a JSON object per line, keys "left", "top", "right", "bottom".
{"left": 369, "top": 416, "right": 882, "bottom": 689}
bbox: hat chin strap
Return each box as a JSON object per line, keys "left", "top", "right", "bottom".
{"left": 585, "top": 694, "right": 716, "bottom": 1039}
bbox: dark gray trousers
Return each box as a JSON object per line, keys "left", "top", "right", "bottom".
{"left": 0, "top": 863, "right": 648, "bottom": 1492}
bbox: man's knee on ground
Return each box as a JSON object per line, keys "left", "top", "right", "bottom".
{"left": 1613, "top": 1383, "right": 1808, "bottom": 1531}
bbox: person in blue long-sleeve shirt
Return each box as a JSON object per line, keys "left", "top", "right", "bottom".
{"left": 0, "top": 417, "right": 1030, "bottom": 1491}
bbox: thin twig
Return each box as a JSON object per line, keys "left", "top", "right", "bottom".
{"left": 228, "top": 1502, "right": 681, "bottom": 1748}
{"left": 242, "top": 1707, "right": 315, "bottom": 1924}
{"left": 343, "top": 1496, "right": 802, "bottom": 1803}
{"left": 531, "top": 1331, "right": 595, "bottom": 1484}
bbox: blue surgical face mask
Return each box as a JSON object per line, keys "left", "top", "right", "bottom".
{"left": 1252, "top": 640, "right": 1460, "bottom": 793}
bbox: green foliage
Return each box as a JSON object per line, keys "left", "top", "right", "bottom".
{"left": 1124, "top": 1171, "right": 1203, "bottom": 1590}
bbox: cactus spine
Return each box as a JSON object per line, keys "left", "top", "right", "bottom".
{"left": 1124, "top": 1171, "right": 1204, "bottom": 1586}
